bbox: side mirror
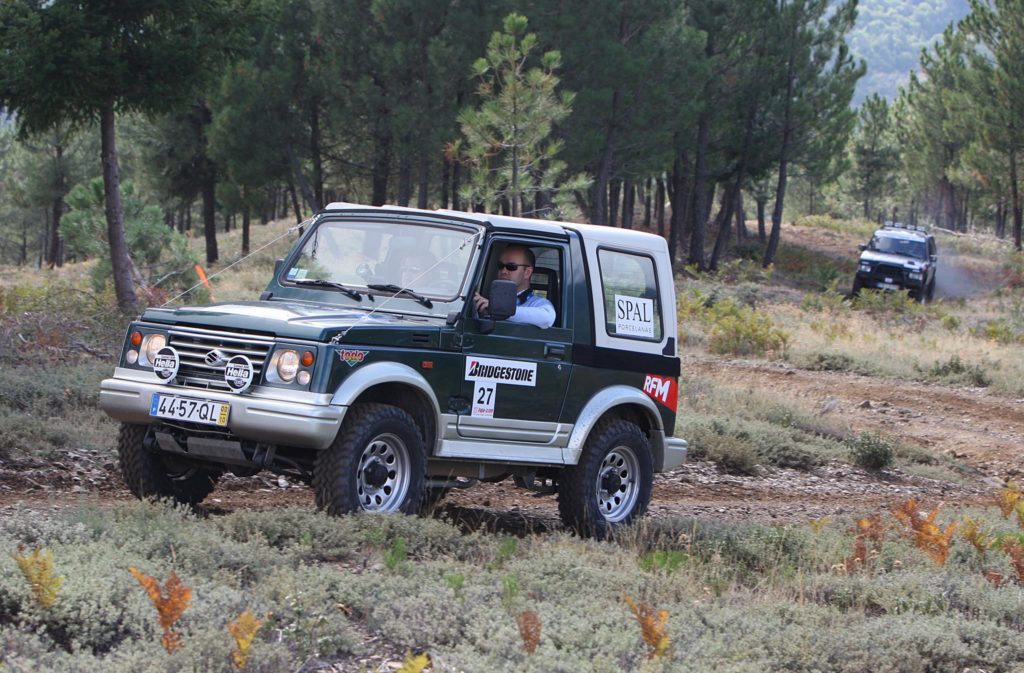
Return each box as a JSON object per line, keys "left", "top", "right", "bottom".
{"left": 930, "top": 255, "right": 937, "bottom": 263}
{"left": 486, "top": 279, "right": 518, "bottom": 320}
{"left": 858, "top": 244, "right": 867, "bottom": 252}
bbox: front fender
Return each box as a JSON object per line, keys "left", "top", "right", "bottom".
{"left": 329, "top": 360, "right": 442, "bottom": 421}
{"left": 565, "top": 385, "right": 667, "bottom": 469}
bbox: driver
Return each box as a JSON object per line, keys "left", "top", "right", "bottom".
{"left": 473, "top": 244, "right": 555, "bottom": 328}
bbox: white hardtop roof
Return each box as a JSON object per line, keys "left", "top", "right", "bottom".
{"left": 874, "top": 227, "right": 928, "bottom": 241}
{"left": 322, "top": 202, "right": 667, "bottom": 251}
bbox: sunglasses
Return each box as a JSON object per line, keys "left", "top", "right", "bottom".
{"left": 498, "top": 261, "right": 531, "bottom": 271}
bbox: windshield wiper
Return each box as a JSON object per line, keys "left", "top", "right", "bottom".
{"left": 366, "top": 284, "right": 433, "bottom": 309}
{"left": 293, "top": 279, "right": 363, "bottom": 301}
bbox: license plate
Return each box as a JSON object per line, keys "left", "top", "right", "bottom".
{"left": 878, "top": 282, "right": 899, "bottom": 290}
{"left": 150, "top": 394, "right": 229, "bottom": 426}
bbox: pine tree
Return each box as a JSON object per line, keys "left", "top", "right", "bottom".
{"left": 456, "top": 13, "right": 589, "bottom": 218}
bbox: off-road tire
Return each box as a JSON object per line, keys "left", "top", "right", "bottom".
{"left": 851, "top": 277, "right": 863, "bottom": 296}
{"left": 557, "top": 419, "right": 653, "bottom": 539}
{"left": 925, "top": 278, "right": 935, "bottom": 303}
{"left": 116, "top": 423, "right": 220, "bottom": 505}
{"left": 313, "top": 403, "right": 426, "bottom": 516}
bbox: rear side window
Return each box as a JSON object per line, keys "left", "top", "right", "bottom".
{"left": 597, "top": 249, "right": 662, "bottom": 341}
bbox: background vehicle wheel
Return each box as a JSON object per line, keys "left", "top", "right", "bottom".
{"left": 313, "top": 403, "right": 426, "bottom": 516}
{"left": 851, "top": 278, "right": 863, "bottom": 296}
{"left": 117, "top": 423, "right": 220, "bottom": 505}
{"left": 557, "top": 419, "right": 653, "bottom": 539}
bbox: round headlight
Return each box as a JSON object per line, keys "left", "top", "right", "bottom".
{"left": 276, "top": 350, "right": 300, "bottom": 382}
{"left": 140, "top": 334, "right": 167, "bottom": 366}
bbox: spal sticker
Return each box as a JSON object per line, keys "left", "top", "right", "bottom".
{"left": 615, "top": 294, "right": 655, "bottom": 338}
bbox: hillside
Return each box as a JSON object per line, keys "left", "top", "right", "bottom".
{"left": 850, "top": 0, "right": 970, "bottom": 102}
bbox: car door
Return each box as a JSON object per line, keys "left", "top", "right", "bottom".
{"left": 456, "top": 239, "right": 573, "bottom": 445}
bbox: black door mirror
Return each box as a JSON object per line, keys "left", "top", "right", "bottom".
{"left": 858, "top": 244, "right": 867, "bottom": 252}
{"left": 486, "top": 279, "right": 518, "bottom": 320}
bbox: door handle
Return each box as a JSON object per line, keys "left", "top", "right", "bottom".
{"left": 544, "top": 344, "right": 566, "bottom": 359}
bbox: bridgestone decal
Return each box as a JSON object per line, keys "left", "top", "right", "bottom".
{"left": 464, "top": 357, "right": 537, "bottom": 387}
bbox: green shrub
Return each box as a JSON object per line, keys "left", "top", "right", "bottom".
{"left": 705, "top": 298, "right": 790, "bottom": 357}
{"left": 918, "top": 355, "right": 991, "bottom": 387}
{"left": 803, "top": 351, "right": 856, "bottom": 372}
{"left": 681, "top": 416, "right": 829, "bottom": 474}
{"left": 848, "top": 432, "right": 895, "bottom": 471}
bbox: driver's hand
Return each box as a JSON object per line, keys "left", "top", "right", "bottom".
{"left": 473, "top": 292, "right": 489, "bottom": 315}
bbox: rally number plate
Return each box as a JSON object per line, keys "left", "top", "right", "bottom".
{"left": 150, "top": 394, "right": 229, "bottom": 427}
{"left": 877, "top": 282, "right": 899, "bottom": 290}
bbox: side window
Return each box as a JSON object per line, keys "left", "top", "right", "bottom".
{"left": 480, "top": 242, "right": 565, "bottom": 327}
{"left": 597, "top": 248, "right": 662, "bottom": 341}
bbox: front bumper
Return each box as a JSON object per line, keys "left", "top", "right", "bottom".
{"left": 855, "top": 270, "right": 924, "bottom": 291}
{"left": 662, "top": 437, "right": 688, "bottom": 471}
{"left": 99, "top": 368, "right": 344, "bottom": 450}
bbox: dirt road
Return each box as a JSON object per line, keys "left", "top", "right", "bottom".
{"left": 2, "top": 353, "right": 1013, "bottom": 531}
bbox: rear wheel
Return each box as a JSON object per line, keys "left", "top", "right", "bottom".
{"left": 117, "top": 423, "right": 221, "bottom": 505}
{"left": 558, "top": 419, "right": 653, "bottom": 539}
{"left": 313, "top": 403, "right": 426, "bottom": 515}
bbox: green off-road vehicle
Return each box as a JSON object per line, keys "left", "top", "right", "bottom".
{"left": 100, "top": 202, "right": 687, "bottom": 536}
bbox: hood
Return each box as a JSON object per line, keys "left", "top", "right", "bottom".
{"left": 140, "top": 299, "right": 439, "bottom": 342}
{"left": 859, "top": 250, "right": 927, "bottom": 269}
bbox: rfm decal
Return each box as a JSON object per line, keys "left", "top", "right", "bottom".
{"left": 642, "top": 374, "right": 677, "bottom": 410}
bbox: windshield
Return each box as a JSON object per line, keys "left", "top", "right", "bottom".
{"left": 870, "top": 235, "right": 927, "bottom": 259}
{"left": 283, "top": 218, "right": 479, "bottom": 302}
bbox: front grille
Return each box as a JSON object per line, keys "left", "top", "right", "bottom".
{"left": 168, "top": 328, "right": 273, "bottom": 391}
{"left": 868, "top": 264, "right": 906, "bottom": 284}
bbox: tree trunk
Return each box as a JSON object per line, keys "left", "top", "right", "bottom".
{"left": 100, "top": 103, "right": 137, "bottom": 309}
{"left": 667, "top": 152, "right": 689, "bottom": 269}
{"left": 709, "top": 184, "right": 736, "bottom": 271}
{"left": 763, "top": 42, "right": 796, "bottom": 269}
{"left": 48, "top": 143, "right": 66, "bottom": 268}
{"left": 591, "top": 90, "right": 620, "bottom": 226}
{"left": 287, "top": 145, "right": 320, "bottom": 214}
{"left": 642, "top": 177, "right": 652, "bottom": 229}
{"left": 1011, "top": 149, "right": 1022, "bottom": 250}
{"left": 609, "top": 179, "right": 621, "bottom": 227}
{"left": 371, "top": 115, "right": 391, "bottom": 207}
{"left": 241, "top": 202, "right": 251, "bottom": 256}
{"left": 397, "top": 150, "right": 412, "bottom": 207}
{"left": 417, "top": 153, "right": 429, "bottom": 209}
{"left": 656, "top": 176, "right": 666, "bottom": 238}
{"left": 452, "top": 159, "right": 462, "bottom": 212}
{"left": 735, "top": 190, "right": 748, "bottom": 243}
{"left": 689, "top": 109, "right": 711, "bottom": 269}
{"left": 441, "top": 157, "right": 451, "bottom": 210}
{"left": 310, "top": 100, "right": 324, "bottom": 210}
{"left": 202, "top": 164, "right": 218, "bottom": 265}
{"left": 622, "top": 179, "right": 634, "bottom": 229}
{"left": 287, "top": 176, "right": 302, "bottom": 224}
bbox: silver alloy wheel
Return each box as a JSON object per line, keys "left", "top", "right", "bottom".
{"left": 356, "top": 432, "right": 411, "bottom": 512}
{"left": 595, "top": 445, "right": 640, "bottom": 523}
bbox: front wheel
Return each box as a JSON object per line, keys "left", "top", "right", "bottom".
{"left": 117, "top": 423, "right": 221, "bottom": 505}
{"left": 558, "top": 419, "right": 653, "bottom": 539}
{"left": 313, "top": 403, "right": 426, "bottom": 515}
